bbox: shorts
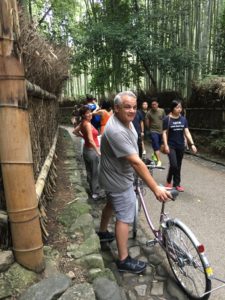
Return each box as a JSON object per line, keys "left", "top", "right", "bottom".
{"left": 106, "top": 185, "right": 136, "bottom": 224}
{"left": 150, "top": 132, "right": 162, "bottom": 151}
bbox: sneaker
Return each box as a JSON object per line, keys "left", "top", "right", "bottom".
{"left": 165, "top": 182, "right": 172, "bottom": 188}
{"left": 97, "top": 231, "right": 115, "bottom": 242}
{"left": 92, "top": 191, "right": 106, "bottom": 200}
{"left": 116, "top": 255, "right": 146, "bottom": 274}
{"left": 92, "top": 193, "right": 100, "bottom": 200}
{"left": 176, "top": 186, "right": 184, "bottom": 192}
{"left": 156, "top": 160, "right": 162, "bottom": 167}
{"left": 151, "top": 153, "right": 157, "bottom": 162}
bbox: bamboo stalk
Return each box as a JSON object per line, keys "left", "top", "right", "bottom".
{"left": 0, "top": 0, "right": 44, "bottom": 272}
{"left": 26, "top": 80, "right": 56, "bottom": 100}
{"left": 35, "top": 128, "right": 58, "bottom": 202}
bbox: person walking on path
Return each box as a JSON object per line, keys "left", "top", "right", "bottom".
{"left": 162, "top": 100, "right": 197, "bottom": 192}
{"left": 92, "top": 100, "right": 113, "bottom": 135}
{"left": 132, "top": 109, "right": 145, "bottom": 158}
{"left": 73, "top": 106, "right": 103, "bottom": 200}
{"left": 145, "top": 98, "right": 165, "bottom": 166}
{"left": 140, "top": 101, "right": 149, "bottom": 156}
{"left": 97, "top": 91, "right": 171, "bottom": 274}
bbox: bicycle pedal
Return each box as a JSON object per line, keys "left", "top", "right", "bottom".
{"left": 146, "top": 239, "right": 157, "bottom": 247}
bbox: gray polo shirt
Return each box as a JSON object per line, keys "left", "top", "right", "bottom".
{"left": 99, "top": 114, "right": 138, "bottom": 192}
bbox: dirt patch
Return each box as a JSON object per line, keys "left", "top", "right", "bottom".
{"left": 45, "top": 133, "right": 88, "bottom": 282}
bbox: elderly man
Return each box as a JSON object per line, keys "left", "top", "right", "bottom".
{"left": 97, "top": 91, "right": 170, "bottom": 274}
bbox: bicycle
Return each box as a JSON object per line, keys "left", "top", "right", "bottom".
{"left": 133, "top": 161, "right": 214, "bottom": 299}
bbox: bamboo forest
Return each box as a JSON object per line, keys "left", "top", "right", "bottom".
{"left": 20, "top": 0, "right": 225, "bottom": 101}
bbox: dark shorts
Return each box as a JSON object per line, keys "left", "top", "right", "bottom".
{"left": 150, "top": 132, "right": 162, "bottom": 151}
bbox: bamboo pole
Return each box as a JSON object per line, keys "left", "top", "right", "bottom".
{"left": 0, "top": 0, "right": 44, "bottom": 272}
{"left": 26, "top": 80, "right": 56, "bottom": 100}
{"left": 36, "top": 128, "right": 58, "bottom": 202}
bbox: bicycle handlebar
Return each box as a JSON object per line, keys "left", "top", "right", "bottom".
{"left": 166, "top": 188, "right": 179, "bottom": 201}
{"left": 146, "top": 164, "right": 166, "bottom": 170}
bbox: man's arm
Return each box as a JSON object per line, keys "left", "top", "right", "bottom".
{"left": 126, "top": 153, "right": 169, "bottom": 202}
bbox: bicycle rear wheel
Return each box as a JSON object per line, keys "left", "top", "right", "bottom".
{"left": 163, "top": 221, "right": 211, "bottom": 300}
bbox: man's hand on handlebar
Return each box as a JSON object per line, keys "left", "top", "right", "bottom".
{"left": 154, "top": 186, "right": 179, "bottom": 202}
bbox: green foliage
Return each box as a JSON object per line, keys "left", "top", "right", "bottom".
{"left": 69, "top": 0, "right": 202, "bottom": 95}
{"left": 31, "top": 0, "right": 82, "bottom": 44}
{"left": 212, "top": 136, "right": 225, "bottom": 153}
{"left": 29, "top": 0, "right": 222, "bottom": 97}
{"left": 213, "top": 6, "right": 225, "bottom": 75}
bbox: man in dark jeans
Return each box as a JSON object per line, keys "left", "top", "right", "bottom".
{"left": 97, "top": 91, "right": 170, "bottom": 274}
{"left": 132, "top": 109, "right": 145, "bottom": 158}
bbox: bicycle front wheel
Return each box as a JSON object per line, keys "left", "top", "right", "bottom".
{"left": 163, "top": 221, "right": 211, "bottom": 300}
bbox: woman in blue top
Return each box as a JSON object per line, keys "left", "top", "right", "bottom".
{"left": 162, "top": 100, "right": 197, "bottom": 192}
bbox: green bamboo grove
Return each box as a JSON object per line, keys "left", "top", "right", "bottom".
{"left": 19, "top": 0, "right": 225, "bottom": 99}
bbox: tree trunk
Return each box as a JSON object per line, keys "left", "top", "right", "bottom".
{"left": 0, "top": 0, "right": 44, "bottom": 272}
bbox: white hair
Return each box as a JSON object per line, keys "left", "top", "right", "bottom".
{"left": 114, "top": 91, "right": 137, "bottom": 106}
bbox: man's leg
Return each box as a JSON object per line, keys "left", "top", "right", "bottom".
{"left": 155, "top": 149, "right": 161, "bottom": 162}
{"left": 150, "top": 132, "right": 158, "bottom": 162}
{"left": 154, "top": 133, "right": 162, "bottom": 163}
{"left": 99, "top": 201, "right": 113, "bottom": 232}
{"left": 115, "top": 220, "right": 129, "bottom": 260}
{"left": 110, "top": 187, "right": 147, "bottom": 273}
{"left": 98, "top": 200, "right": 115, "bottom": 242}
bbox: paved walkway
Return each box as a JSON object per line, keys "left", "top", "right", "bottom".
{"left": 65, "top": 126, "right": 189, "bottom": 300}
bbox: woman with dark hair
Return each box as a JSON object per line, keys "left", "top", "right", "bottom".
{"left": 162, "top": 100, "right": 197, "bottom": 192}
{"left": 73, "top": 105, "right": 103, "bottom": 199}
{"left": 92, "top": 100, "right": 113, "bottom": 134}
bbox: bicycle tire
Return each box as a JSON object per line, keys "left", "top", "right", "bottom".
{"left": 163, "top": 221, "right": 211, "bottom": 300}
